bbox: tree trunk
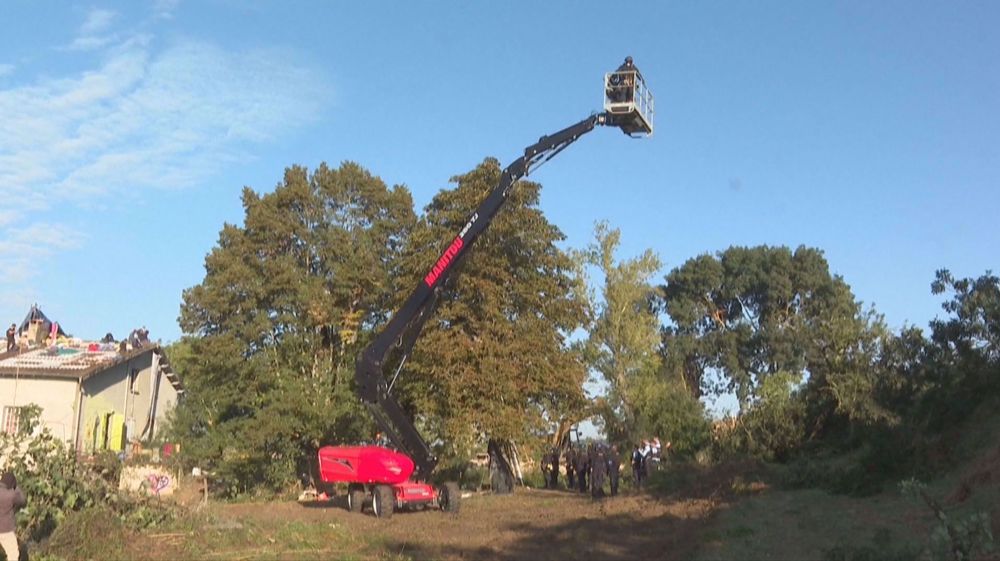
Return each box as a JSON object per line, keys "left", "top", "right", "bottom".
{"left": 552, "top": 418, "right": 576, "bottom": 448}
{"left": 488, "top": 438, "right": 515, "bottom": 495}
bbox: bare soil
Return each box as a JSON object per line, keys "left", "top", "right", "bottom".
{"left": 211, "top": 488, "right": 718, "bottom": 561}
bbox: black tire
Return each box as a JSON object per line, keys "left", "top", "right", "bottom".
{"left": 439, "top": 481, "right": 461, "bottom": 513}
{"left": 347, "top": 484, "right": 366, "bottom": 514}
{"left": 372, "top": 485, "right": 394, "bottom": 519}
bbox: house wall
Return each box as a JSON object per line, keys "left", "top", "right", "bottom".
{"left": 80, "top": 350, "right": 180, "bottom": 451}
{"left": 0, "top": 349, "right": 181, "bottom": 452}
{"left": 153, "top": 371, "right": 179, "bottom": 440}
{"left": 0, "top": 376, "right": 78, "bottom": 441}
{"left": 82, "top": 352, "right": 152, "bottom": 451}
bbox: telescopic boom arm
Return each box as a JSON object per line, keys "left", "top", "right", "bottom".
{"left": 355, "top": 112, "right": 613, "bottom": 480}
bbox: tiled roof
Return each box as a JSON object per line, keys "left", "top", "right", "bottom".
{"left": 0, "top": 347, "right": 121, "bottom": 373}
{"left": 0, "top": 344, "right": 182, "bottom": 393}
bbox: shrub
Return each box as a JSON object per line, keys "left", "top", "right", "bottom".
{"left": 900, "top": 479, "right": 995, "bottom": 561}
{"left": 0, "top": 405, "right": 176, "bottom": 544}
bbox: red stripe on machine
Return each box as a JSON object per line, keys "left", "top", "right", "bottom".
{"left": 424, "top": 237, "right": 465, "bottom": 286}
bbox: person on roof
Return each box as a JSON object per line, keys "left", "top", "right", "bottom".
{"left": 5, "top": 324, "right": 15, "bottom": 352}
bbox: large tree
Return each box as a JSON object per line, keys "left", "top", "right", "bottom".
{"left": 398, "top": 158, "right": 589, "bottom": 490}
{"left": 930, "top": 269, "right": 1000, "bottom": 364}
{"left": 577, "top": 221, "right": 663, "bottom": 442}
{"left": 660, "top": 246, "right": 891, "bottom": 440}
{"left": 170, "top": 162, "right": 416, "bottom": 494}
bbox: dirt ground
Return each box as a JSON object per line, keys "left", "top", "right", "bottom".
{"left": 210, "top": 488, "right": 719, "bottom": 561}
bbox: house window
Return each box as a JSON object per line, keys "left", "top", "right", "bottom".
{"left": 2, "top": 406, "right": 23, "bottom": 435}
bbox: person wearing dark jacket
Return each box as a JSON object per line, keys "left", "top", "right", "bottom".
{"left": 0, "top": 471, "right": 26, "bottom": 561}
{"left": 575, "top": 446, "right": 589, "bottom": 493}
{"left": 564, "top": 446, "right": 576, "bottom": 490}
{"left": 590, "top": 445, "right": 607, "bottom": 499}
{"left": 631, "top": 443, "right": 647, "bottom": 490}
{"left": 548, "top": 447, "right": 560, "bottom": 489}
{"left": 608, "top": 445, "right": 621, "bottom": 496}
{"left": 541, "top": 449, "right": 554, "bottom": 489}
{"left": 607, "top": 56, "right": 643, "bottom": 103}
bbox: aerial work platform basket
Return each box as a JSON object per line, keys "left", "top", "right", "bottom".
{"left": 604, "top": 63, "right": 654, "bottom": 137}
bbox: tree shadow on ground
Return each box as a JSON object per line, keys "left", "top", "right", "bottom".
{"left": 646, "top": 459, "right": 773, "bottom": 503}
{"left": 298, "top": 495, "right": 347, "bottom": 510}
{"left": 381, "top": 494, "right": 711, "bottom": 561}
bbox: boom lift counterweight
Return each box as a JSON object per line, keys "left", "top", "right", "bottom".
{"left": 318, "top": 57, "right": 653, "bottom": 517}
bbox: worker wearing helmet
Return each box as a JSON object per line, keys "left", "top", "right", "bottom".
{"left": 608, "top": 56, "right": 641, "bottom": 103}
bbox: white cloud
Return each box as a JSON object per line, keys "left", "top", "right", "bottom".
{"left": 0, "top": 211, "right": 16, "bottom": 228}
{"left": 154, "top": 0, "right": 181, "bottom": 20}
{"left": 81, "top": 9, "right": 117, "bottom": 35}
{"left": 67, "top": 35, "right": 117, "bottom": 52}
{"left": 0, "top": 222, "right": 86, "bottom": 288}
{"left": 66, "top": 9, "right": 119, "bottom": 52}
{"left": 0, "top": 15, "right": 331, "bottom": 301}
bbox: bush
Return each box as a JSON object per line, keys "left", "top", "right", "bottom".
{"left": 0, "top": 405, "right": 176, "bottom": 544}
{"left": 521, "top": 468, "right": 547, "bottom": 489}
{"left": 433, "top": 458, "right": 490, "bottom": 491}
{"left": 900, "top": 479, "right": 996, "bottom": 561}
{"left": 42, "top": 507, "right": 131, "bottom": 561}
{"left": 782, "top": 457, "right": 885, "bottom": 497}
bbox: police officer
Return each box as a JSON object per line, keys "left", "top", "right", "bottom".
{"left": 631, "top": 443, "right": 646, "bottom": 490}
{"left": 541, "top": 448, "right": 554, "bottom": 489}
{"left": 575, "top": 445, "right": 589, "bottom": 493}
{"left": 608, "top": 444, "right": 621, "bottom": 497}
{"left": 590, "top": 444, "right": 607, "bottom": 499}
{"left": 548, "top": 447, "right": 560, "bottom": 489}
{"left": 565, "top": 446, "right": 576, "bottom": 490}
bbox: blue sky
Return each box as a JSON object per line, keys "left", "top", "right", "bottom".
{"left": 1, "top": 2, "right": 996, "bottom": 369}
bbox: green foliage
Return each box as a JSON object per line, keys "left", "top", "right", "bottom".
{"left": 42, "top": 507, "right": 130, "bottom": 561}
{"left": 629, "top": 372, "right": 711, "bottom": 458}
{"left": 171, "top": 162, "right": 415, "bottom": 495}
{"left": 900, "top": 479, "right": 995, "bottom": 561}
{"left": 432, "top": 456, "right": 490, "bottom": 491}
{"left": 661, "top": 245, "right": 899, "bottom": 461}
{"left": 662, "top": 247, "right": 857, "bottom": 403}
{"left": 782, "top": 454, "right": 889, "bottom": 497}
{"left": 520, "top": 468, "right": 548, "bottom": 489}
{"left": 0, "top": 406, "right": 175, "bottom": 545}
{"left": 400, "top": 158, "right": 589, "bottom": 451}
{"left": 576, "top": 221, "right": 664, "bottom": 442}
{"left": 931, "top": 269, "right": 1000, "bottom": 359}
{"left": 724, "top": 371, "right": 807, "bottom": 462}
{"left": 573, "top": 222, "right": 712, "bottom": 455}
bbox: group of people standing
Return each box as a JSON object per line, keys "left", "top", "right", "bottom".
{"left": 541, "top": 443, "right": 620, "bottom": 498}
{"left": 631, "top": 437, "right": 668, "bottom": 490}
{"left": 540, "top": 437, "right": 670, "bottom": 498}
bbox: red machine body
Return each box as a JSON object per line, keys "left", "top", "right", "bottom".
{"left": 318, "top": 445, "right": 415, "bottom": 485}
{"left": 317, "top": 445, "right": 443, "bottom": 516}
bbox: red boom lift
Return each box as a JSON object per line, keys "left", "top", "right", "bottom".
{"left": 318, "top": 58, "right": 653, "bottom": 518}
